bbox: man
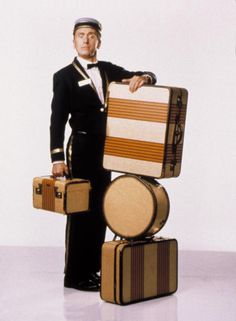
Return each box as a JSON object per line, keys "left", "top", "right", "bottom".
{"left": 50, "top": 17, "right": 156, "bottom": 291}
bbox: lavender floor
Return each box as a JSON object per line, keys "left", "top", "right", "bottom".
{"left": 0, "top": 247, "right": 235, "bottom": 321}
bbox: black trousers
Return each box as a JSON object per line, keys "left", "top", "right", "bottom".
{"left": 65, "top": 132, "right": 111, "bottom": 281}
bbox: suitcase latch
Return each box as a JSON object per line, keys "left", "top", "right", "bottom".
{"left": 35, "top": 184, "right": 42, "bottom": 194}
{"left": 35, "top": 184, "right": 62, "bottom": 198}
{"left": 55, "top": 190, "right": 62, "bottom": 199}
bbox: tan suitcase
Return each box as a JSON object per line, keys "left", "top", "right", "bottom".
{"left": 103, "top": 82, "right": 188, "bottom": 178}
{"left": 101, "top": 237, "right": 178, "bottom": 305}
{"left": 33, "top": 176, "right": 91, "bottom": 214}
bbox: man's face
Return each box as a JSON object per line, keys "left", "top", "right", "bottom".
{"left": 73, "top": 27, "right": 100, "bottom": 61}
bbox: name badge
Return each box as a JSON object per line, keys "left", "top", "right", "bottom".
{"left": 78, "top": 78, "right": 92, "bottom": 87}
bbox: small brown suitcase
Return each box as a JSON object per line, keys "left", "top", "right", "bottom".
{"left": 33, "top": 176, "right": 91, "bottom": 214}
{"left": 103, "top": 82, "right": 188, "bottom": 178}
{"left": 101, "top": 237, "right": 178, "bottom": 305}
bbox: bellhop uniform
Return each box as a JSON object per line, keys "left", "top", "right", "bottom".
{"left": 50, "top": 57, "right": 156, "bottom": 283}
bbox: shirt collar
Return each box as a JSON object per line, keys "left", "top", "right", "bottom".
{"left": 76, "top": 56, "right": 98, "bottom": 70}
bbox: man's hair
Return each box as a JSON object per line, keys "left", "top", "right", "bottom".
{"left": 73, "top": 17, "right": 102, "bottom": 41}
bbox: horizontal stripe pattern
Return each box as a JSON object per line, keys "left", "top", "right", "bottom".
{"left": 51, "top": 148, "right": 64, "bottom": 155}
{"left": 108, "top": 98, "right": 168, "bottom": 123}
{"left": 104, "top": 136, "right": 164, "bottom": 163}
{"left": 103, "top": 155, "right": 163, "bottom": 177}
{"left": 107, "top": 99, "right": 187, "bottom": 124}
{"left": 165, "top": 144, "right": 183, "bottom": 163}
{"left": 168, "top": 104, "right": 187, "bottom": 123}
{"left": 106, "top": 117, "right": 167, "bottom": 144}
{"left": 104, "top": 136, "right": 183, "bottom": 163}
{"left": 104, "top": 84, "right": 187, "bottom": 178}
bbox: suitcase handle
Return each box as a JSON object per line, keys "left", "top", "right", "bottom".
{"left": 112, "top": 233, "right": 155, "bottom": 243}
{"left": 40, "top": 174, "right": 72, "bottom": 180}
{"left": 113, "top": 234, "right": 125, "bottom": 241}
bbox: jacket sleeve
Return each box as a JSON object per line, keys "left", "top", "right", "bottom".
{"left": 50, "top": 72, "right": 70, "bottom": 162}
{"left": 104, "top": 62, "right": 157, "bottom": 85}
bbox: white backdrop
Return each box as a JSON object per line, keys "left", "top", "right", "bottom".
{"left": 0, "top": 0, "right": 235, "bottom": 251}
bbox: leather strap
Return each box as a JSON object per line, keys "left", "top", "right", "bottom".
{"left": 42, "top": 179, "right": 56, "bottom": 211}
{"left": 170, "top": 93, "right": 183, "bottom": 171}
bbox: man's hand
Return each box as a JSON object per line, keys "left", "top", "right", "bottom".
{"left": 121, "top": 75, "right": 150, "bottom": 93}
{"left": 52, "top": 162, "right": 69, "bottom": 177}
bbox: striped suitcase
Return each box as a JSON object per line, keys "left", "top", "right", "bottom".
{"left": 103, "top": 82, "right": 188, "bottom": 178}
{"left": 33, "top": 176, "right": 91, "bottom": 214}
{"left": 101, "top": 237, "right": 178, "bottom": 305}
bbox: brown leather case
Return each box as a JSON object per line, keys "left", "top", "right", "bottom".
{"left": 33, "top": 176, "right": 91, "bottom": 214}
{"left": 101, "top": 237, "right": 178, "bottom": 305}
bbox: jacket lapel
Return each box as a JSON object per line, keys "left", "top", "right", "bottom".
{"left": 99, "top": 66, "right": 109, "bottom": 102}
{"left": 72, "top": 57, "right": 108, "bottom": 106}
{"left": 72, "top": 58, "right": 97, "bottom": 93}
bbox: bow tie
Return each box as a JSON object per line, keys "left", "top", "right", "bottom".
{"left": 87, "top": 62, "right": 99, "bottom": 69}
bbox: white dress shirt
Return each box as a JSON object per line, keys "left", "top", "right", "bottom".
{"left": 77, "top": 56, "right": 104, "bottom": 104}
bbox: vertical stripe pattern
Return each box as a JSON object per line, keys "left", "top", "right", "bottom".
{"left": 157, "top": 241, "right": 170, "bottom": 294}
{"left": 130, "top": 245, "right": 144, "bottom": 301}
{"left": 101, "top": 239, "right": 177, "bottom": 304}
{"left": 67, "top": 134, "right": 74, "bottom": 178}
{"left": 42, "top": 179, "right": 55, "bottom": 211}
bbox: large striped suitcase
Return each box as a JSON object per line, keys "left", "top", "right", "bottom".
{"left": 103, "top": 82, "right": 188, "bottom": 178}
{"left": 101, "top": 237, "right": 178, "bottom": 305}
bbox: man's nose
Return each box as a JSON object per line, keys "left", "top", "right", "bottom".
{"left": 83, "top": 36, "right": 89, "bottom": 43}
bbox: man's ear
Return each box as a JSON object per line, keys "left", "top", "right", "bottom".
{"left": 97, "top": 39, "right": 101, "bottom": 49}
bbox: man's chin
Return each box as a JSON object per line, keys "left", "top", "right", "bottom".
{"left": 78, "top": 52, "right": 96, "bottom": 60}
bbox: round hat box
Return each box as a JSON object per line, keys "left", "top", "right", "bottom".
{"left": 103, "top": 175, "right": 169, "bottom": 239}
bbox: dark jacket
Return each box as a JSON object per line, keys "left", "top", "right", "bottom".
{"left": 50, "top": 58, "right": 156, "bottom": 162}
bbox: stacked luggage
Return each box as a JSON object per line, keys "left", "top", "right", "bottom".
{"left": 100, "top": 82, "right": 188, "bottom": 304}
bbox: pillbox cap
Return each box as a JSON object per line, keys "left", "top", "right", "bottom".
{"left": 73, "top": 17, "right": 102, "bottom": 34}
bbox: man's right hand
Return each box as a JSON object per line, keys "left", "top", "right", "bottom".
{"left": 52, "top": 162, "right": 69, "bottom": 177}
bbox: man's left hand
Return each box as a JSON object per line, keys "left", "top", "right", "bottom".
{"left": 121, "top": 75, "right": 150, "bottom": 93}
